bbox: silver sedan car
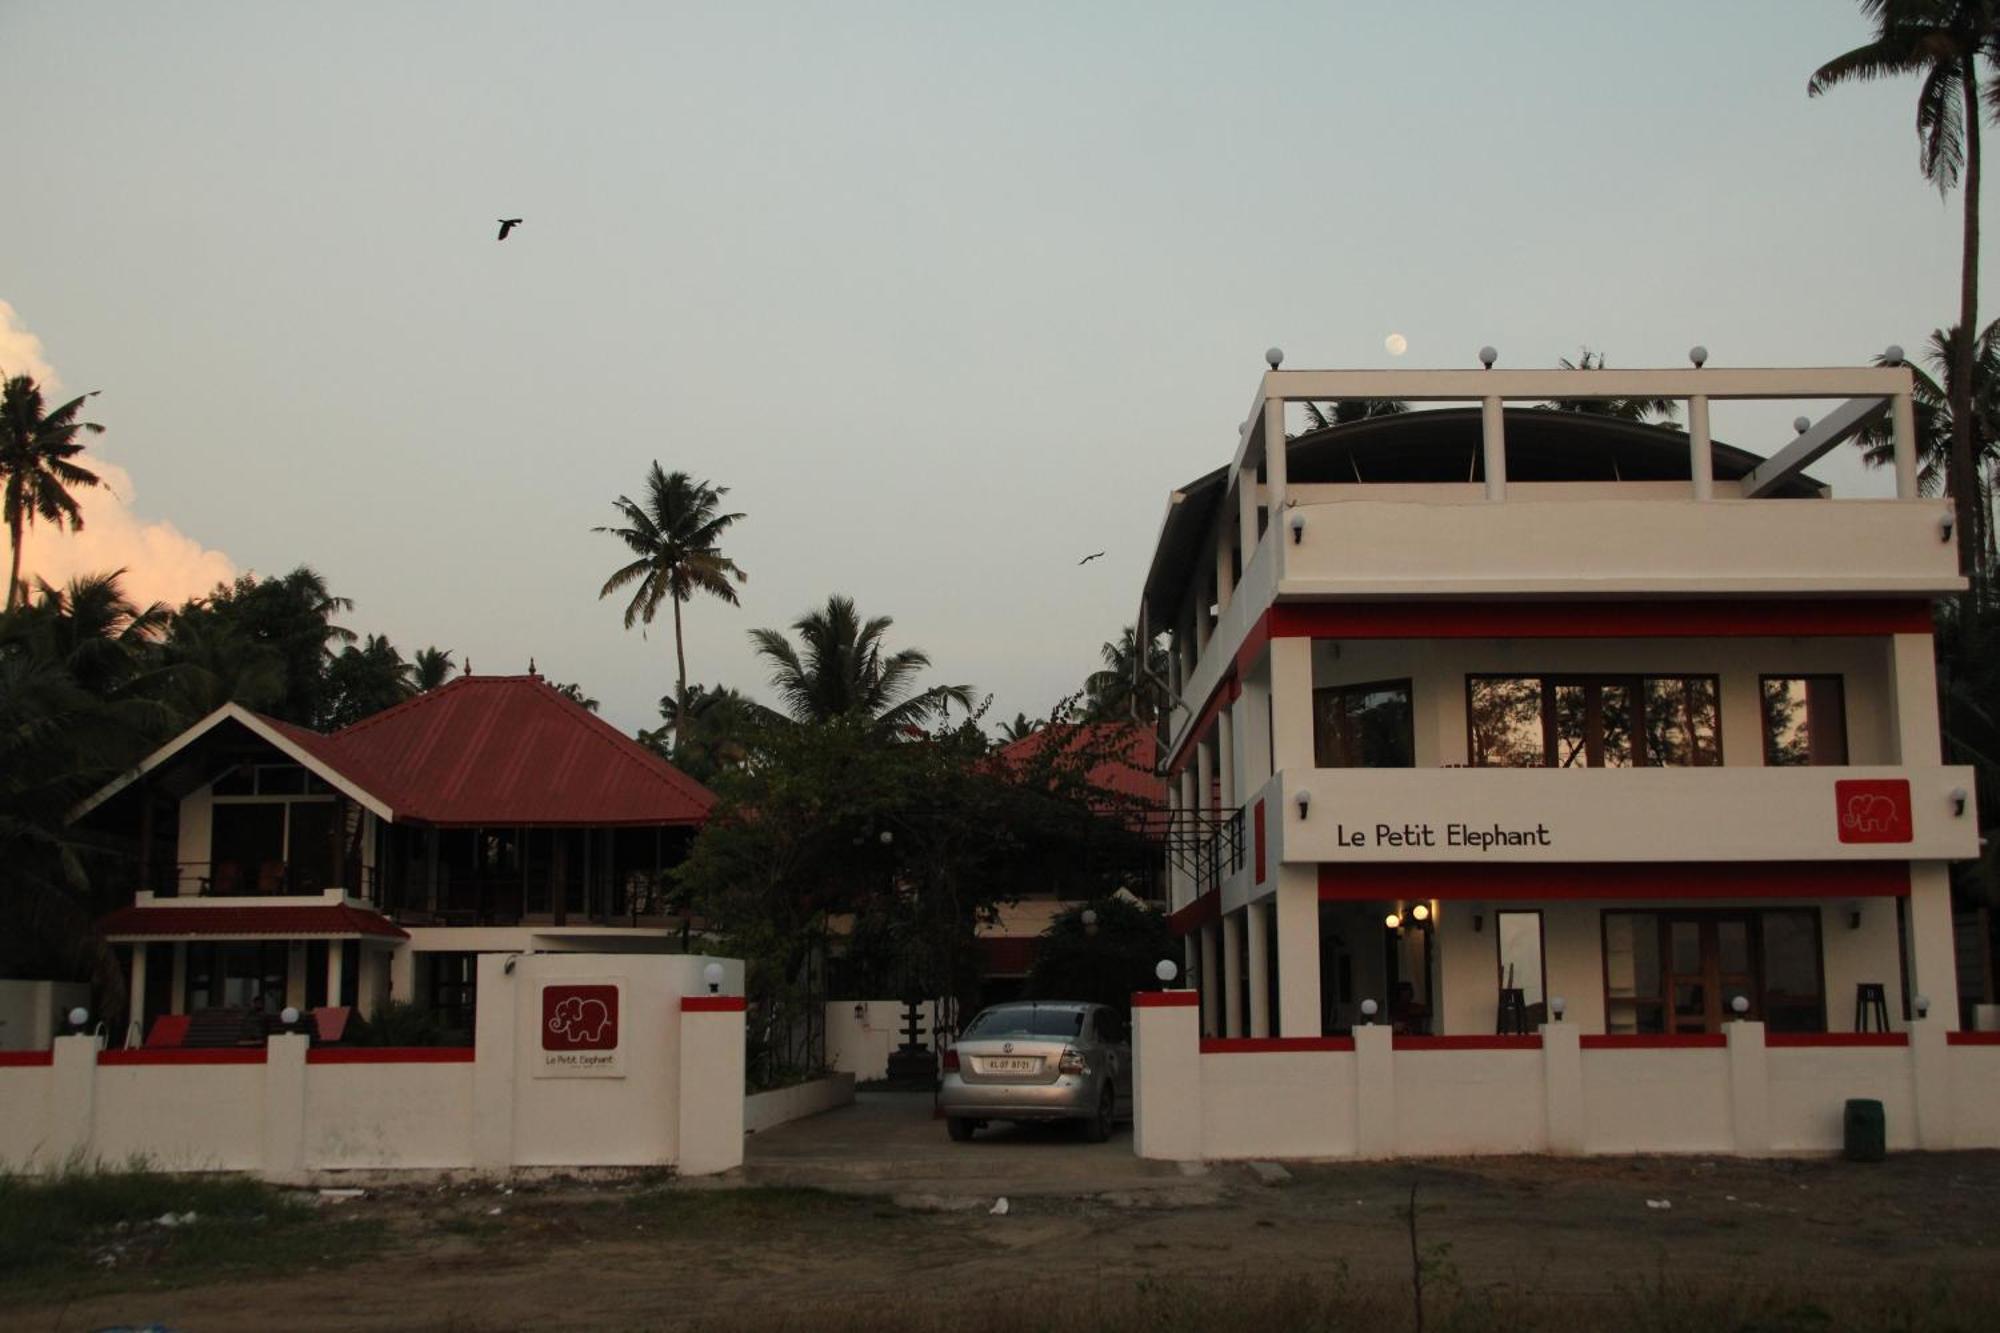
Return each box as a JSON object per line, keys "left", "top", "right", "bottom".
{"left": 939, "top": 1001, "right": 1131, "bottom": 1142}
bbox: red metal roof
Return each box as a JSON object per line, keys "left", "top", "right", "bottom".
{"left": 98, "top": 904, "right": 409, "bottom": 940}
{"left": 273, "top": 675, "right": 715, "bottom": 827}
{"left": 995, "top": 723, "right": 1167, "bottom": 808}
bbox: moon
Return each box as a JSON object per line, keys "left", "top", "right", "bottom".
{"left": 1384, "top": 333, "right": 1408, "bottom": 356}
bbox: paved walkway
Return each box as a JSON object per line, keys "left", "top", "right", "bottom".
{"left": 739, "top": 1091, "right": 1217, "bottom": 1202}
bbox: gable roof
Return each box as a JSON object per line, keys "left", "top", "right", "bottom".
{"left": 74, "top": 676, "right": 714, "bottom": 829}
{"left": 996, "top": 722, "right": 1167, "bottom": 808}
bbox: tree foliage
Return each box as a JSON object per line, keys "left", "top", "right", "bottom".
{"left": 1023, "top": 896, "right": 1177, "bottom": 1013}
{"left": 1, "top": 373, "right": 105, "bottom": 612}
{"left": 750, "top": 594, "right": 973, "bottom": 733}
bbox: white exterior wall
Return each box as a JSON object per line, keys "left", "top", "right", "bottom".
{"left": 304, "top": 1062, "right": 475, "bottom": 1169}
{"left": 92, "top": 1063, "right": 268, "bottom": 1171}
{"left": 0, "top": 980, "right": 91, "bottom": 1052}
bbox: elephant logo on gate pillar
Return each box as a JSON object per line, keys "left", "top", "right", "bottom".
{"left": 1835, "top": 779, "right": 1912, "bottom": 844}
{"left": 542, "top": 984, "right": 620, "bottom": 1051}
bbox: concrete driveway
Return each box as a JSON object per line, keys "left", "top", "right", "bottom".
{"left": 740, "top": 1091, "right": 1214, "bottom": 1202}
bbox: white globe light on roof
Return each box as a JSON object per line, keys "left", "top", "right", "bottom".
{"left": 68, "top": 1007, "right": 88, "bottom": 1027}
{"left": 282, "top": 1007, "right": 300, "bottom": 1025}
{"left": 1794, "top": 416, "right": 1812, "bottom": 434}
{"left": 1155, "top": 959, "right": 1179, "bottom": 983}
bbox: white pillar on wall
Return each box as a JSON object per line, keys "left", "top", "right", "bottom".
{"left": 1221, "top": 911, "right": 1244, "bottom": 1039}
{"left": 326, "top": 940, "right": 346, "bottom": 1008}
{"left": 1688, "top": 394, "right": 1714, "bottom": 501}
{"left": 127, "top": 946, "right": 148, "bottom": 1048}
{"left": 1268, "top": 637, "right": 1316, "bottom": 774}
{"left": 1480, "top": 395, "right": 1507, "bottom": 501}
{"left": 1195, "top": 736, "right": 1215, "bottom": 816}
{"left": 1263, "top": 397, "right": 1288, "bottom": 517}
{"left": 1246, "top": 901, "right": 1271, "bottom": 1039}
{"left": 1214, "top": 515, "right": 1235, "bottom": 614}
{"left": 1217, "top": 711, "right": 1236, "bottom": 809}
{"left": 1888, "top": 633, "right": 1942, "bottom": 765}
{"left": 1908, "top": 863, "right": 1961, "bottom": 1031}
{"left": 1238, "top": 467, "right": 1261, "bottom": 571}
{"left": 1891, "top": 391, "right": 1919, "bottom": 500}
{"left": 1274, "top": 864, "right": 1322, "bottom": 1037}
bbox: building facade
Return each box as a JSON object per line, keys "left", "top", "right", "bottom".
{"left": 1139, "top": 362, "right": 1979, "bottom": 1047}
{"left": 71, "top": 674, "right": 714, "bottom": 1046}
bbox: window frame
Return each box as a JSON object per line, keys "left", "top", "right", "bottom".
{"left": 1758, "top": 674, "right": 1849, "bottom": 767}
{"left": 1466, "top": 673, "right": 1723, "bottom": 768}
{"left": 1313, "top": 676, "right": 1416, "bottom": 769}
{"left": 1494, "top": 909, "right": 1548, "bottom": 1011}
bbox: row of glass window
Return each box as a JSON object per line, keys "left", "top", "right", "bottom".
{"left": 1316, "top": 675, "right": 1848, "bottom": 769}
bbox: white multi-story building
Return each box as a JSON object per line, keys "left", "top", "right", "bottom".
{"left": 1138, "top": 359, "right": 1978, "bottom": 1047}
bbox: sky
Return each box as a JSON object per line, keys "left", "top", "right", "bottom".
{"left": 1, "top": 2, "right": 1988, "bottom": 736}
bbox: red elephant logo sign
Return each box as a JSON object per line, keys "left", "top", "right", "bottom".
{"left": 1835, "top": 780, "right": 1912, "bottom": 844}
{"left": 542, "top": 984, "right": 620, "bottom": 1051}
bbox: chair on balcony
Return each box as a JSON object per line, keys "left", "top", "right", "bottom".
{"left": 144, "top": 1014, "right": 191, "bottom": 1048}
{"left": 256, "top": 859, "right": 287, "bottom": 894}
{"left": 1496, "top": 987, "right": 1529, "bottom": 1035}
{"left": 1855, "top": 983, "right": 1890, "bottom": 1033}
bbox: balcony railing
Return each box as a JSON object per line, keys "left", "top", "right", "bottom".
{"left": 150, "top": 860, "right": 377, "bottom": 901}
{"left": 1136, "top": 806, "right": 1244, "bottom": 897}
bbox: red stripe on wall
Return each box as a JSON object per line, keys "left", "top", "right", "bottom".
{"left": 1201, "top": 1036, "right": 1355, "bottom": 1053}
{"left": 1168, "top": 889, "right": 1220, "bottom": 936}
{"left": 1766, "top": 1032, "right": 1909, "bottom": 1047}
{"left": 1254, "top": 800, "right": 1267, "bottom": 885}
{"left": 1580, "top": 1034, "right": 1726, "bottom": 1049}
{"left": 0, "top": 1051, "right": 53, "bottom": 1067}
{"left": 307, "top": 1046, "right": 475, "bottom": 1063}
{"left": 1319, "top": 861, "right": 1910, "bottom": 902}
{"left": 1267, "top": 600, "right": 1934, "bottom": 641}
{"left": 99, "top": 1048, "right": 268, "bottom": 1065}
{"left": 681, "top": 995, "right": 747, "bottom": 1012}
{"left": 1947, "top": 1031, "right": 2000, "bottom": 1045}
{"left": 1133, "top": 990, "right": 1200, "bottom": 1008}
{"left": 1394, "top": 1034, "right": 1544, "bottom": 1051}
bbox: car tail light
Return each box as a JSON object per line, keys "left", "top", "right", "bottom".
{"left": 941, "top": 1047, "right": 960, "bottom": 1072}
{"left": 1058, "top": 1047, "right": 1087, "bottom": 1075}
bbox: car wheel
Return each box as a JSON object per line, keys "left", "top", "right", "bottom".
{"left": 1083, "top": 1083, "right": 1115, "bottom": 1143}
{"left": 947, "top": 1117, "right": 976, "bottom": 1143}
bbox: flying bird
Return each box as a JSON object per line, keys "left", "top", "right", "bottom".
{"left": 1078, "top": 551, "right": 1105, "bottom": 565}
{"left": 496, "top": 218, "right": 523, "bottom": 241}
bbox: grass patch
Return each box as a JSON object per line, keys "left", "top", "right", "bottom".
{"left": 0, "top": 1164, "right": 383, "bottom": 1304}
{"left": 620, "top": 1185, "right": 886, "bottom": 1227}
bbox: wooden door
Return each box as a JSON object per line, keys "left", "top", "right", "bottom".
{"left": 1664, "top": 914, "right": 1760, "bottom": 1033}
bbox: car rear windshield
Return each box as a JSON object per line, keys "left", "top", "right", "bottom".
{"left": 961, "top": 1006, "right": 1085, "bottom": 1040}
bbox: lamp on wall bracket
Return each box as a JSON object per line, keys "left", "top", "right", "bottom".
{"left": 1294, "top": 788, "right": 1312, "bottom": 820}
{"left": 1383, "top": 909, "right": 1402, "bottom": 931}
{"left": 1289, "top": 511, "right": 1305, "bottom": 544}
{"left": 1942, "top": 513, "right": 1956, "bottom": 543}
{"left": 703, "top": 962, "right": 725, "bottom": 995}
{"left": 1952, "top": 787, "right": 1969, "bottom": 817}
{"left": 1410, "top": 902, "right": 1431, "bottom": 923}
{"left": 1916, "top": 994, "right": 1932, "bottom": 1019}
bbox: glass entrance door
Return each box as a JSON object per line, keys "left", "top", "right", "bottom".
{"left": 1664, "top": 915, "right": 1758, "bottom": 1033}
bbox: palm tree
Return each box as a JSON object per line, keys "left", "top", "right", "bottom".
{"left": 1084, "top": 625, "right": 1171, "bottom": 725}
{"left": 1813, "top": 2, "right": 2000, "bottom": 603}
{"left": 750, "top": 594, "right": 973, "bottom": 732}
{"left": 641, "top": 682, "right": 769, "bottom": 780}
{"left": 997, "top": 712, "right": 1041, "bottom": 743}
{"left": 1856, "top": 321, "right": 2000, "bottom": 571}
{"left": 1, "top": 373, "right": 105, "bottom": 612}
{"left": 156, "top": 613, "right": 287, "bottom": 721}
{"left": 411, "top": 646, "right": 456, "bottom": 692}
{"left": 1297, "top": 399, "right": 1409, "bottom": 433}
{"left": 595, "top": 465, "right": 747, "bottom": 747}
{"left": 1540, "top": 350, "right": 1678, "bottom": 423}
{"left": 322, "top": 634, "right": 414, "bottom": 729}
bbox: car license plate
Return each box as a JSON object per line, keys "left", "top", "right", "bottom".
{"left": 984, "top": 1057, "right": 1037, "bottom": 1073}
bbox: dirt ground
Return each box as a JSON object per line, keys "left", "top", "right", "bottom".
{"left": 10, "top": 1095, "right": 2000, "bottom": 1331}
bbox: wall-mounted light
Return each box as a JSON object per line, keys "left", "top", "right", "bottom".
{"left": 1952, "top": 787, "right": 1969, "bottom": 817}
{"left": 503, "top": 954, "right": 518, "bottom": 974}
{"left": 1472, "top": 912, "right": 1485, "bottom": 933}
{"left": 1360, "top": 998, "right": 1379, "bottom": 1022}
{"left": 1384, "top": 910, "right": 1402, "bottom": 930}
{"left": 703, "top": 962, "right": 725, "bottom": 995}
{"left": 853, "top": 1001, "right": 867, "bottom": 1022}
{"left": 1549, "top": 996, "right": 1566, "bottom": 1021}
{"left": 1294, "top": 789, "right": 1312, "bottom": 820}
{"left": 1289, "top": 511, "right": 1305, "bottom": 544}
{"left": 1410, "top": 902, "right": 1431, "bottom": 923}
{"left": 1942, "top": 513, "right": 1956, "bottom": 543}
{"left": 1915, "top": 994, "right": 1932, "bottom": 1019}
{"left": 1849, "top": 904, "right": 1863, "bottom": 931}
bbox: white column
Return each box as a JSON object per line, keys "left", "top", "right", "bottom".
{"left": 326, "top": 940, "right": 346, "bottom": 1008}
{"left": 1195, "top": 736, "right": 1214, "bottom": 816}
{"left": 1274, "top": 864, "right": 1322, "bottom": 1037}
{"left": 1353, "top": 1022, "right": 1395, "bottom": 1157}
{"left": 1480, "top": 395, "right": 1507, "bottom": 501}
{"left": 1909, "top": 1018, "right": 1954, "bottom": 1147}
{"left": 261, "top": 1032, "right": 310, "bottom": 1183}
{"left": 1688, "top": 395, "right": 1713, "bottom": 500}
{"left": 1263, "top": 397, "right": 1288, "bottom": 516}
{"left": 679, "top": 998, "right": 748, "bottom": 1175}
{"left": 1246, "top": 901, "right": 1271, "bottom": 1039}
{"left": 1237, "top": 669, "right": 1272, "bottom": 794}
{"left": 1238, "top": 466, "right": 1261, "bottom": 571}
{"left": 170, "top": 942, "right": 189, "bottom": 1015}
{"left": 1724, "top": 1020, "right": 1771, "bottom": 1154}
{"left": 1892, "top": 392, "right": 1920, "bottom": 500}
{"left": 1214, "top": 514, "right": 1235, "bottom": 614}
{"left": 1541, "top": 1021, "right": 1584, "bottom": 1153}
{"left": 472, "top": 953, "right": 518, "bottom": 1171}
{"left": 1221, "top": 911, "right": 1244, "bottom": 1039}
{"left": 1269, "top": 637, "right": 1316, "bottom": 773}
{"left": 1889, "top": 634, "right": 1942, "bottom": 765}
{"left": 1908, "top": 864, "right": 1961, "bottom": 1031}
{"left": 126, "top": 946, "right": 148, "bottom": 1048}
{"left": 1199, "top": 924, "right": 1220, "bottom": 1038}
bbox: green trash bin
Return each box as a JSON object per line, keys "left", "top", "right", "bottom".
{"left": 1844, "top": 1098, "right": 1886, "bottom": 1162}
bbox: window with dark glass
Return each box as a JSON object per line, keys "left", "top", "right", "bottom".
{"left": 1760, "top": 676, "right": 1847, "bottom": 766}
{"left": 1759, "top": 910, "right": 1825, "bottom": 1032}
{"left": 1602, "top": 912, "right": 1666, "bottom": 1034}
{"left": 1314, "top": 679, "right": 1414, "bottom": 768}
{"left": 1469, "top": 675, "right": 1720, "bottom": 767}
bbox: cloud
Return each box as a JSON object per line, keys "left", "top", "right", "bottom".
{"left": 0, "top": 300, "right": 59, "bottom": 390}
{"left": 3, "top": 301, "right": 237, "bottom": 609}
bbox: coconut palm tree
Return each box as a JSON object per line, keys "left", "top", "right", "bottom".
{"left": 596, "top": 465, "right": 747, "bottom": 746}
{"left": 750, "top": 594, "right": 973, "bottom": 732}
{"left": 1298, "top": 399, "right": 1409, "bottom": 432}
{"left": 1856, "top": 321, "right": 2000, "bottom": 572}
{"left": 997, "top": 712, "right": 1041, "bottom": 743}
{"left": 411, "top": 646, "right": 456, "bottom": 692}
{"left": 1084, "top": 625, "right": 1171, "bottom": 725}
{"left": 1813, "top": 2, "right": 2000, "bottom": 602}
{"left": 0, "top": 373, "right": 104, "bottom": 612}
{"left": 641, "top": 682, "right": 769, "bottom": 781}
{"left": 1539, "top": 350, "right": 1678, "bottom": 423}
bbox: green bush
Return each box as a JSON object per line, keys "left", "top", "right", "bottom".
{"left": 1023, "top": 896, "right": 1178, "bottom": 1013}
{"left": 347, "top": 999, "right": 460, "bottom": 1047}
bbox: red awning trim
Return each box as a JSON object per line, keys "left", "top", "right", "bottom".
{"left": 1318, "top": 861, "right": 1910, "bottom": 902}
{"left": 1167, "top": 889, "right": 1220, "bottom": 936}
{"left": 1947, "top": 1031, "right": 2000, "bottom": 1045}
{"left": 97, "top": 903, "right": 409, "bottom": 941}
{"left": 1267, "top": 599, "right": 1936, "bottom": 642}
{"left": 0, "top": 1051, "right": 53, "bottom": 1067}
